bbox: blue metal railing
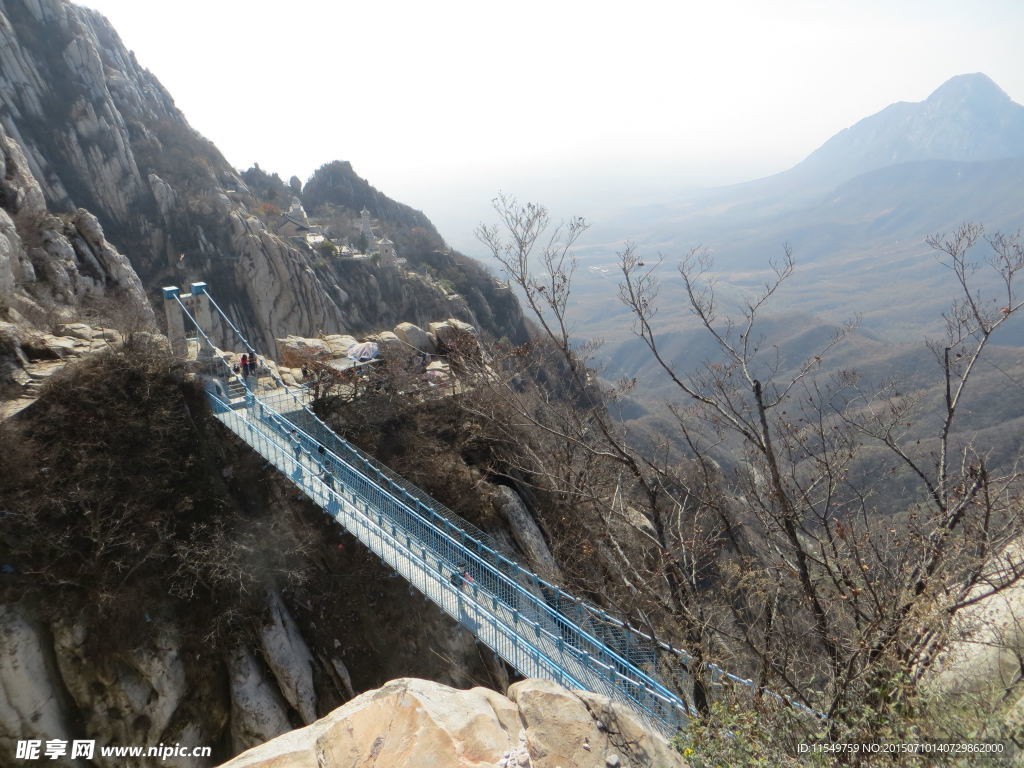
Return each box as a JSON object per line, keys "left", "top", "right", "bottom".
{"left": 206, "top": 387, "right": 690, "bottom": 729}
{"left": 175, "top": 294, "right": 692, "bottom": 730}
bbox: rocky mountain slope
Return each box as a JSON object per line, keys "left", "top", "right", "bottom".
{"left": 0, "top": 1, "right": 544, "bottom": 764}
{"left": 0, "top": 0, "right": 527, "bottom": 354}
{"left": 1, "top": 336, "right": 558, "bottom": 767}
{"left": 0, "top": 110, "right": 157, "bottom": 411}
{"left": 783, "top": 73, "right": 1024, "bottom": 193}
{"left": 580, "top": 76, "right": 1024, "bottom": 482}
{"left": 632, "top": 72, "right": 1024, "bottom": 222}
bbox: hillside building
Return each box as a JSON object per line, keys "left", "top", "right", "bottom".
{"left": 360, "top": 207, "right": 374, "bottom": 241}
{"left": 377, "top": 237, "right": 396, "bottom": 264}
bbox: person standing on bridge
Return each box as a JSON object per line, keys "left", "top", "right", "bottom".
{"left": 240, "top": 353, "right": 249, "bottom": 378}
{"left": 450, "top": 564, "right": 475, "bottom": 592}
{"left": 316, "top": 443, "right": 329, "bottom": 479}
{"left": 452, "top": 564, "right": 478, "bottom": 631}
{"left": 289, "top": 428, "right": 303, "bottom": 461}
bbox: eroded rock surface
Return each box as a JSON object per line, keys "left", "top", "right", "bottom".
{"left": 932, "top": 539, "right": 1024, "bottom": 703}
{"left": 0, "top": 606, "right": 77, "bottom": 762}
{"left": 217, "top": 677, "right": 687, "bottom": 768}
{"left": 491, "top": 485, "right": 562, "bottom": 583}
{"left": 0, "top": 0, "right": 528, "bottom": 354}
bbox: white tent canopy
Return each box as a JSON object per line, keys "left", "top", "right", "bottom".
{"left": 346, "top": 341, "right": 380, "bottom": 362}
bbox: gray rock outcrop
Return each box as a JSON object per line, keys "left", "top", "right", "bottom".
{"left": 0, "top": 115, "right": 153, "bottom": 319}
{"left": 0, "top": 115, "right": 158, "bottom": 415}
{"left": 430, "top": 318, "right": 478, "bottom": 350}
{"left": 322, "top": 333, "right": 358, "bottom": 357}
{"left": 275, "top": 335, "right": 332, "bottom": 368}
{"left": 931, "top": 538, "right": 1024, "bottom": 714}
{"left": 52, "top": 621, "right": 203, "bottom": 765}
{"left": 0, "top": 606, "right": 77, "bottom": 763}
{"left": 258, "top": 588, "right": 318, "bottom": 726}
{"left": 492, "top": 485, "right": 562, "bottom": 582}
{"left": 227, "top": 647, "right": 293, "bottom": 754}
{"left": 0, "top": 0, "right": 529, "bottom": 355}
{"left": 394, "top": 321, "right": 435, "bottom": 353}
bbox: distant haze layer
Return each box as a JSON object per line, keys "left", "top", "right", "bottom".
{"left": 77, "top": 0, "right": 1024, "bottom": 251}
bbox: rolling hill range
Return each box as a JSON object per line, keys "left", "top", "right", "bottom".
{"left": 603, "top": 315, "right": 1024, "bottom": 500}
{"left": 568, "top": 73, "right": 1024, "bottom": 348}
{"left": 550, "top": 74, "right": 1024, "bottom": 481}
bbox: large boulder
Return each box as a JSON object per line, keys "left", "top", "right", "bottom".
{"left": 931, "top": 539, "right": 1024, "bottom": 701}
{"left": 321, "top": 334, "right": 358, "bottom": 358}
{"left": 394, "top": 321, "right": 435, "bottom": 353}
{"left": 226, "top": 647, "right": 292, "bottom": 754}
{"left": 366, "top": 330, "right": 401, "bottom": 350}
{"left": 366, "top": 330, "right": 414, "bottom": 366}
{"left": 509, "top": 679, "right": 684, "bottom": 768}
{"left": 428, "top": 319, "right": 478, "bottom": 349}
{"left": 216, "top": 677, "right": 686, "bottom": 768}
{"left": 258, "top": 588, "right": 318, "bottom": 726}
{"left": 275, "top": 336, "right": 331, "bottom": 368}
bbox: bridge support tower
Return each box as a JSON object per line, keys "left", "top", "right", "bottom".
{"left": 163, "top": 282, "right": 213, "bottom": 358}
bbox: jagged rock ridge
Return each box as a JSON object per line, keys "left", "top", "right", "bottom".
{"left": 0, "top": 0, "right": 528, "bottom": 353}
{"left": 1, "top": 112, "right": 157, "bottom": 410}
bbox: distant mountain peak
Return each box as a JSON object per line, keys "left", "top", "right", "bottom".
{"left": 926, "top": 73, "right": 1012, "bottom": 108}
{"left": 785, "top": 73, "right": 1024, "bottom": 190}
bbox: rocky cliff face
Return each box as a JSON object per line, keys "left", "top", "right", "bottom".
{"left": 1, "top": 0, "right": 329, "bottom": 351}
{"left": 1, "top": 110, "right": 155, "bottom": 408}
{"left": 0, "top": 117, "right": 151, "bottom": 320}
{"left": 0, "top": 2, "right": 550, "bottom": 765}
{"left": 0, "top": 589, "right": 499, "bottom": 768}
{"left": 0, "top": 0, "right": 528, "bottom": 354}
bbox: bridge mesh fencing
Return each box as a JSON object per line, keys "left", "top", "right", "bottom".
{"left": 208, "top": 389, "right": 692, "bottom": 732}
{"left": 259, "top": 388, "right": 674, "bottom": 671}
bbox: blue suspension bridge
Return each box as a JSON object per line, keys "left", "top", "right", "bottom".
{"left": 163, "top": 282, "right": 808, "bottom": 736}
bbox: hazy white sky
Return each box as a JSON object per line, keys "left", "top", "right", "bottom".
{"left": 82, "top": 0, "right": 1024, "bottom": 248}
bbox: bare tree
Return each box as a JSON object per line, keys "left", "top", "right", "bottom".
{"left": 476, "top": 195, "right": 1024, "bottom": 745}
{"left": 617, "top": 223, "right": 1024, "bottom": 734}
{"left": 474, "top": 195, "right": 732, "bottom": 714}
